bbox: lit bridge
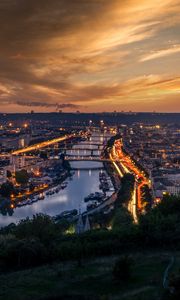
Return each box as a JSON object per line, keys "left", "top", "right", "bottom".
{"left": 65, "top": 156, "right": 115, "bottom": 163}
{"left": 11, "top": 134, "right": 79, "bottom": 155}
{"left": 58, "top": 147, "right": 103, "bottom": 152}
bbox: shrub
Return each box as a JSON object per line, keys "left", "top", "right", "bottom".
{"left": 113, "top": 256, "right": 133, "bottom": 282}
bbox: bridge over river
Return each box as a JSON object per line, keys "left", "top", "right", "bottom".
{"left": 65, "top": 156, "right": 116, "bottom": 163}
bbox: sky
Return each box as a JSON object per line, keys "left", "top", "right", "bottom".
{"left": 0, "top": 0, "right": 180, "bottom": 113}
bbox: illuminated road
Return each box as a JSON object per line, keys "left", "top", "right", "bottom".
{"left": 109, "top": 152, "right": 123, "bottom": 177}
{"left": 128, "top": 183, "right": 138, "bottom": 224}
{"left": 111, "top": 139, "right": 150, "bottom": 221}
{"left": 12, "top": 134, "right": 77, "bottom": 155}
{"left": 110, "top": 148, "right": 138, "bottom": 222}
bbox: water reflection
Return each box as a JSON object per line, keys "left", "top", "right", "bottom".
{"left": 0, "top": 168, "right": 104, "bottom": 227}
{"left": 0, "top": 132, "right": 112, "bottom": 227}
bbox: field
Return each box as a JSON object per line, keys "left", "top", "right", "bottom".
{"left": 0, "top": 252, "right": 178, "bottom": 300}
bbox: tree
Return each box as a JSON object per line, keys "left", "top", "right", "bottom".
{"left": 0, "top": 181, "right": 14, "bottom": 198}
{"left": 14, "top": 214, "right": 58, "bottom": 245}
{"left": 15, "top": 169, "right": 29, "bottom": 185}
{"left": 139, "top": 195, "right": 180, "bottom": 247}
{"left": 163, "top": 273, "right": 180, "bottom": 300}
{"left": 117, "top": 173, "right": 135, "bottom": 205}
{"left": 113, "top": 256, "right": 133, "bottom": 281}
{"left": 0, "top": 235, "right": 47, "bottom": 270}
{"left": 6, "top": 170, "right": 12, "bottom": 179}
{"left": 141, "top": 184, "right": 152, "bottom": 210}
{"left": 112, "top": 207, "right": 133, "bottom": 231}
{"left": 0, "top": 200, "right": 14, "bottom": 216}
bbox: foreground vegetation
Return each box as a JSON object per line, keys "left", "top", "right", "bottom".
{"left": 1, "top": 194, "right": 180, "bottom": 299}
{"left": 0, "top": 252, "right": 177, "bottom": 300}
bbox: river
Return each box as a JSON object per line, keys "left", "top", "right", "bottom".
{"left": 0, "top": 132, "right": 113, "bottom": 227}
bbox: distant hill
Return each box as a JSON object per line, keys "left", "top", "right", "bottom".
{"left": 0, "top": 112, "right": 180, "bottom": 126}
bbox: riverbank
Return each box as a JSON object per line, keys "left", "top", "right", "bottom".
{"left": 0, "top": 162, "right": 72, "bottom": 210}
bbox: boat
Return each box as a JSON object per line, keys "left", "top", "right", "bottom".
{"left": 17, "top": 202, "right": 23, "bottom": 207}
{"left": 61, "top": 182, "right": 67, "bottom": 189}
{"left": 47, "top": 190, "right": 55, "bottom": 195}
{"left": 84, "top": 192, "right": 104, "bottom": 202}
{"left": 94, "top": 192, "right": 104, "bottom": 199}
{"left": 38, "top": 193, "right": 45, "bottom": 200}
{"left": 84, "top": 193, "right": 95, "bottom": 202}
{"left": 26, "top": 198, "right": 32, "bottom": 205}
{"left": 99, "top": 172, "right": 106, "bottom": 178}
{"left": 54, "top": 209, "right": 78, "bottom": 220}
{"left": 60, "top": 209, "right": 78, "bottom": 218}
{"left": 87, "top": 201, "right": 99, "bottom": 210}
{"left": 32, "top": 197, "right": 38, "bottom": 203}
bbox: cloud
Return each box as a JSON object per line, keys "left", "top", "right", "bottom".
{"left": 140, "top": 45, "right": 180, "bottom": 61}
{"left": 15, "top": 101, "right": 79, "bottom": 109}
{"left": 0, "top": 0, "right": 179, "bottom": 111}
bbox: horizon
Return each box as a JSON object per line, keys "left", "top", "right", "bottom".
{"left": 1, "top": 111, "right": 180, "bottom": 115}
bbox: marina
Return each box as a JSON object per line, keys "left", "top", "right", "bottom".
{"left": 0, "top": 133, "right": 114, "bottom": 227}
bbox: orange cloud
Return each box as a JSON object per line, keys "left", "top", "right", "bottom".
{"left": 140, "top": 45, "right": 180, "bottom": 61}
{"left": 0, "top": 0, "right": 179, "bottom": 112}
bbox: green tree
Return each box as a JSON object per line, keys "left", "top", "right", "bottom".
{"left": 139, "top": 195, "right": 180, "bottom": 246}
{"left": 0, "top": 181, "right": 14, "bottom": 198}
{"left": 113, "top": 256, "right": 133, "bottom": 281}
{"left": 117, "top": 173, "right": 135, "bottom": 205}
{"left": 14, "top": 214, "right": 59, "bottom": 245}
{"left": 6, "top": 170, "right": 12, "bottom": 179}
{"left": 15, "top": 169, "right": 29, "bottom": 185}
{"left": 112, "top": 207, "right": 133, "bottom": 231}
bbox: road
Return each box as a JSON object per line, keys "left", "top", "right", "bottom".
{"left": 109, "top": 152, "right": 124, "bottom": 177}
{"left": 111, "top": 149, "right": 138, "bottom": 223}
{"left": 12, "top": 133, "right": 77, "bottom": 155}
{"left": 114, "top": 140, "right": 149, "bottom": 210}
{"left": 127, "top": 183, "right": 138, "bottom": 224}
{"left": 111, "top": 139, "right": 150, "bottom": 222}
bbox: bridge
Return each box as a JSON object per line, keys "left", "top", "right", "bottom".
{"left": 65, "top": 156, "right": 115, "bottom": 163}
{"left": 12, "top": 134, "right": 79, "bottom": 155}
{"left": 57, "top": 146, "right": 102, "bottom": 151}
{"left": 71, "top": 143, "right": 103, "bottom": 147}
{"left": 60, "top": 150, "right": 102, "bottom": 157}
{"left": 89, "top": 135, "right": 112, "bottom": 140}
{"left": 51, "top": 143, "right": 104, "bottom": 152}
{"left": 65, "top": 153, "right": 101, "bottom": 158}
{"left": 71, "top": 166, "right": 104, "bottom": 170}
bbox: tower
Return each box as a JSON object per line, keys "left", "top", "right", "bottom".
{"left": 75, "top": 213, "right": 84, "bottom": 234}
{"left": 84, "top": 215, "right": 91, "bottom": 232}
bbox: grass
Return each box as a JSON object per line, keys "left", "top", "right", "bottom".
{"left": 0, "top": 252, "right": 178, "bottom": 300}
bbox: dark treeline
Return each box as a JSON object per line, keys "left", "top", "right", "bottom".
{"left": 116, "top": 173, "right": 135, "bottom": 205}
{"left": 106, "top": 134, "right": 122, "bottom": 147}
{"left": 103, "top": 134, "right": 121, "bottom": 159}
{"left": 0, "top": 195, "right": 180, "bottom": 273}
{"left": 1, "top": 112, "right": 180, "bottom": 126}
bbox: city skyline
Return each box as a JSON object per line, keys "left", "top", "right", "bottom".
{"left": 0, "top": 0, "right": 180, "bottom": 113}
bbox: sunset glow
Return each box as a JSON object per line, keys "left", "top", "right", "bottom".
{"left": 0, "top": 0, "right": 179, "bottom": 112}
